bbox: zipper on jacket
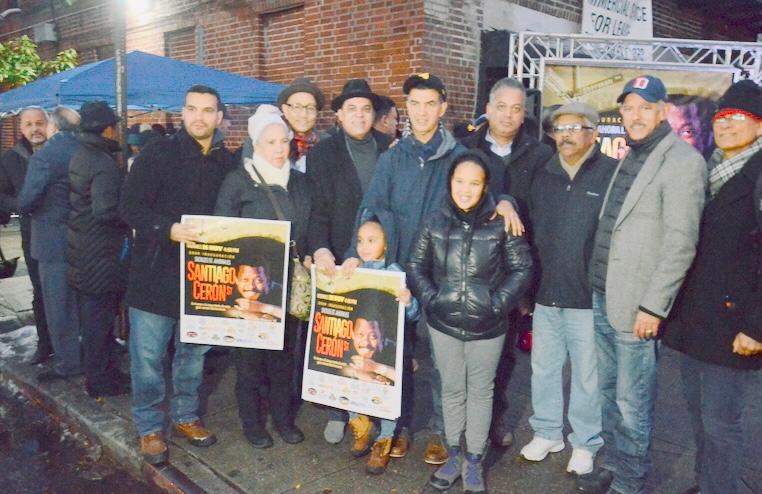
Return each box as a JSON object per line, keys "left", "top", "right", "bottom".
{"left": 459, "top": 221, "right": 474, "bottom": 338}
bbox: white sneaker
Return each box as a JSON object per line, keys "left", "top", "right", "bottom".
{"left": 520, "top": 436, "right": 565, "bottom": 461}
{"left": 566, "top": 448, "right": 594, "bottom": 475}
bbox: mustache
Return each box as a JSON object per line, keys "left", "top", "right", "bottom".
{"left": 560, "top": 139, "right": 575, "bottom": 146}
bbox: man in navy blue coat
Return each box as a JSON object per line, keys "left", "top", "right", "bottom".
{"left": 19, "top": 106, "right": 82, "bottom": 382}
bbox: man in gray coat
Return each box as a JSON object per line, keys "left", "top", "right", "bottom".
{"left": 578, "top": 76, "right": 707, "bottom": 494}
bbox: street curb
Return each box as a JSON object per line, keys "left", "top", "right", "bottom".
{"left": 0, "top": 364, "right": 229, "bottom": 494}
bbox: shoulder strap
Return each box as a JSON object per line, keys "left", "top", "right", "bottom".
{"left": 250, "top": 165, "right": 300, "bottom": 259}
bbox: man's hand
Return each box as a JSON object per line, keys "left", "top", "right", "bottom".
{"left": 494, "top": 200, "right": 525, "bottom": 236}
{"left": 313, "top": 248, "right": 337, "bottom": 277}
{"left": 732, "top": 332, "right": 762, "bottom": 356}
{"left": 170, "top": 223, "right": 201, "bottom": 243}
{"left": 633, "top": 310, "right": 661, "bottom": 340}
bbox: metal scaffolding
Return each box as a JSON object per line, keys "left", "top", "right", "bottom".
{"left": 509, "top": 32, "right": 762, "bottom": 88}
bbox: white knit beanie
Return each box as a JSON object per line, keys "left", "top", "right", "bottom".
{"left": 248, "top": 104, "right": 293, "bottom": 144}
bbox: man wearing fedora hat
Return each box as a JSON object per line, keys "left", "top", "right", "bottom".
{"left": 308, "top": 78, "right": 392, "bottom": 447}
{"left": 278, "top": 77, "right": 326, "bottom": 172}
{"left": 66, "top": 101, "right": 130, "bottom": 399}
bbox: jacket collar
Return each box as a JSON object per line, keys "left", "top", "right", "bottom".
{"left": 174, "top": 127, "right": 225, "bottom": 158}
{"left": 545, "top": 144, "right": 602, "bottom": 178}
{"left": 75, "top": 132, "right": 120, "bottom": 153}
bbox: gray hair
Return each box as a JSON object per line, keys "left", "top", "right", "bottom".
{"left": 489, "top": 77, "right": 526, "bottom": 103}
{"left": 18, "top": 106, "right": 49, "bottom": 122}
{"left": 49, "top": 106, "right": 80, "bottom": 132}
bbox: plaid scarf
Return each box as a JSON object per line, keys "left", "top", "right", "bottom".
{"left": 290, "top": 131, "right": 320, "bottom": 161}
{"left": 708, "top": 137, "right": 762, "bottom": 197}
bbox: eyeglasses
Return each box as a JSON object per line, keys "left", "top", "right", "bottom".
{"left": 552, "top": 124, "right": 594, "bottom": 134}
{"left": 285, "top": 103, "right": 318, "bottom": 115}
{"left": 713, "top": 113, "right": 750, "bottom": 125}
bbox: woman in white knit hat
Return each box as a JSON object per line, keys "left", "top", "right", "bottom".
{"left": 214, "top": 104, "right": 314, "bottom": 449}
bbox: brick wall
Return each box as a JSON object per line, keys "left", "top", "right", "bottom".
{"left": 0, "top": 0, "right": 757, "bottom": 153}
{"left": 422, "top": 0, "right": 483, "bottom": 127}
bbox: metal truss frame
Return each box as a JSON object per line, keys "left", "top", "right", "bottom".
{"left": 509, "top": 32, "right": 762, "bottom": 88}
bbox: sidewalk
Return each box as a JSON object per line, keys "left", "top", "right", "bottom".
{"left": 0, "top": 224, "right": 759, "bottom": 493}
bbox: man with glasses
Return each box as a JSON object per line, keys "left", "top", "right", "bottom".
{"left": 463, "top": 77, "right": 553, "bottom": 450}
{"left": 278, "top": 78, "right": 326, "bottom": 173}
{"left": 307, "top": 78, "right": 392, "bottom": 445}
{"left": 519, "top": 102, "right": 615, "bottom": 476}
{"left": 579, "top": 76, "right": 706, "bottom": 494}
{"left": 664, "top": 80, "right": 762, "bottom": 494}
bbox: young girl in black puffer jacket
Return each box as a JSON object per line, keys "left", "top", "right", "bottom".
{"left": 408, "top": 150, "right": 532, "bottom": 494}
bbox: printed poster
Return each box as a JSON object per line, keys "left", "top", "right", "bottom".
{"left": 180, "top": 215, "right": 290, "bottom": 350}
{"left": 542, "top": 60, "right": 736, "bottom": 160}
{"left": 302, "top": 266, "right": 405, "bottom": 421}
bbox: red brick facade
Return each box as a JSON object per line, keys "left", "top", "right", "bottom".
{"left": 0, "top": 0, "right": 756, "bottom": 151}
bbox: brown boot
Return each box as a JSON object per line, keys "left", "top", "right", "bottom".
{"left": 174, "top": 420, "right": 217, "bottom": 447}
{"left": 423, "top": 433, "right": 449, "bottom": 465}
{"left": 390, "top": 427, "right": 410, "bottom": 458}
{"left": 366, "top": 437, "right": 392, "bottom": 475}
{"left": 140, "top": 433, "right": 168, "bottom": 465}
{"left": 348, "top": 414, "right": 375, "bottom": 457}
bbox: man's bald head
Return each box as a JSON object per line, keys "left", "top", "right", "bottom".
{"left": 19, "top": 107, "right": 48, "bottom": 148}
{"left": 46, "top": 106, "right": 80, "bottom": 138}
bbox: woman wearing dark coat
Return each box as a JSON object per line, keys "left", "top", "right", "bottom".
{"left": 66, "top": 101, "right": 130, "bottom": 398}
{"left": 214, "top": 104, "right": 312, "bottom": 449}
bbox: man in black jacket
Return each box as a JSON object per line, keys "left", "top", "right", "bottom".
{"left": 463, "top": 77, "right": 553, "bottom": 448}
{"left": 306, "top": 78, "right": 392, "bottom": 446}
{"left": 67, "top": 101, "right": 129, "bottom": 399}
{"left": 120, "top": 85, "right": 234, "bottom": 465}
{"left": 664, "top": 80, "right": 762, "bottom": 494}
{"left": 520, "top": 102, "right": 616, "bottom": 476}
{"left": 0, "top": 107, "right": 51, "bottom": 364}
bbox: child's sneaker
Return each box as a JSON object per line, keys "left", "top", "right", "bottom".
{"left": 428, "top": 446, "right": 462, "bottom": 491}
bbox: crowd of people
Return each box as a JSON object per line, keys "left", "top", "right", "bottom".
{"left": 0, "top": 71, "right": 760, "bottom": 494}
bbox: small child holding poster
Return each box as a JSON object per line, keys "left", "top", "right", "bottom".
{"left": 342, "top": 219, "right": 420, "bottom": 475}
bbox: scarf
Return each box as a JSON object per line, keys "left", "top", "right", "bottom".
{"left": 708, "top": 136, "right": 762, "bottom": 197}
{"left": 290, "top": 131, "right": 320, "bottom": 161}
{"left": 244, "top": 153, "right": 290, "bottom": 190}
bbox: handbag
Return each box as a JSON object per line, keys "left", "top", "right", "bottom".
{"left": 250, "top": 165, "right": 313, "bottom": 321}
{"left": 0, "top": 227, "right": 18, "bottom": 279}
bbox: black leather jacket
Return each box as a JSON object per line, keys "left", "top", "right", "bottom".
{"left": 407, "top": 195, "right": 533, "bottom": 341}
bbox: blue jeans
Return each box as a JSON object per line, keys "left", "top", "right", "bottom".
{"left": 348, "top": 412, "right": 396, "bottom": 439}
{"left": 681, "top": 354, "right": 751, "bottom": 494}
{"left": 129, "top": 307, "right": 210, "bottom": 437}
{"left": 38, "top": 260, "right": 81, "bottom": 376}
{"left": 592, "top": 291, "right": 657, "bottom": 494}
{"left": 529, "top": 304, "right": 603, "bottom": 452}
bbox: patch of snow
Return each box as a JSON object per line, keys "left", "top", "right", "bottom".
{"left": 0, "top": 326, "right": 38, "bottom": 361}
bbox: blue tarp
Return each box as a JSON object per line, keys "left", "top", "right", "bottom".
{"left": 0, "top": 51, "right": 285, "bottom": 115}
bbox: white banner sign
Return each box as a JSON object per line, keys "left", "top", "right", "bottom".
{"left": 582, "top": 0, "right": 653, "bottom": 61}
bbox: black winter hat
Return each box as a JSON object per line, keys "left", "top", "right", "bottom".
{"left": 331, "top": 79, "right": 380, "bottom": 112}
{"left": 717, "top": 79, "right": 762, "bottom": 119}
{"left": 403, "top": 72, "right": 447, "bottom": 101}
{"left": 79, "top": 101, "right": 119, "bottom": 133}
{"left": 277, "top": 77, "right": 325, "bottom": 111}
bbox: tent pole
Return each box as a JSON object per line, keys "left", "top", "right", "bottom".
{"left": 113, "top": 0, "right": 128, "bottom": 169}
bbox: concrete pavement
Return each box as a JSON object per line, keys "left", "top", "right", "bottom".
{"left": 0, "top": 220, "right": 759, "bottom": 494}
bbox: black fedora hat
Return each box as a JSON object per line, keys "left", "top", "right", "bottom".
{"left": 331, "top": 79, "right": 380, "bottom": 112}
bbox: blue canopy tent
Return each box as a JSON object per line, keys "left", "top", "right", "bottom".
{"left": 0, "top": 50, "right": 285, "bottom": 115}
